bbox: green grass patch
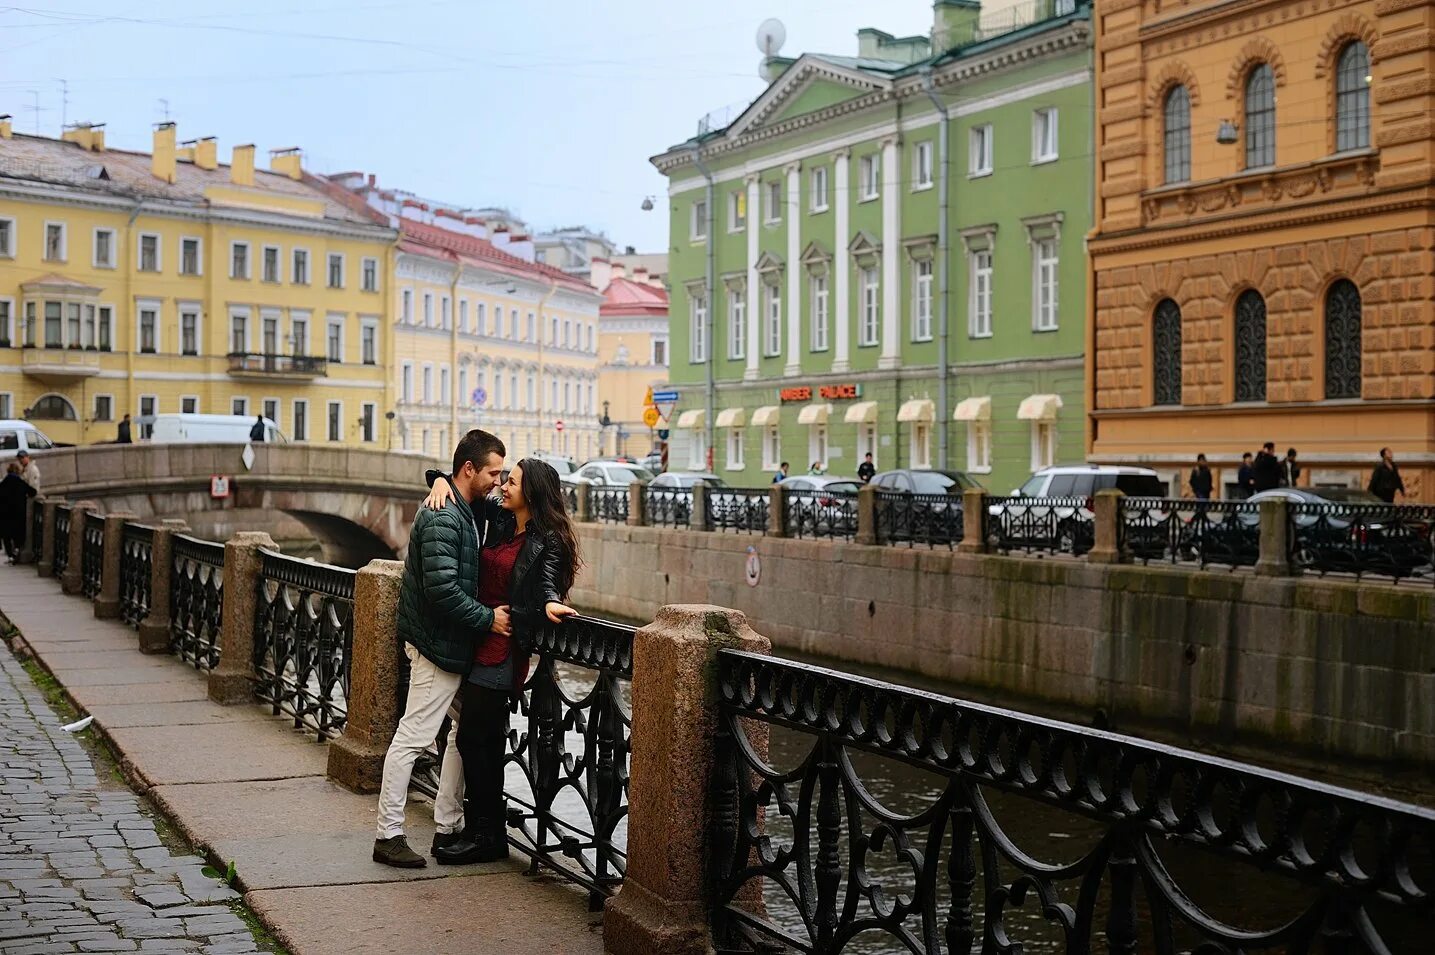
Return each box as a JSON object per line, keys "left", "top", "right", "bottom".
{"left": 226, "top": 900, "right": 292, "bottom": 955}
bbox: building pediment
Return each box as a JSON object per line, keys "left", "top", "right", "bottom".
{"left": 726, "top": 55, "right": 894, "bottom": 138}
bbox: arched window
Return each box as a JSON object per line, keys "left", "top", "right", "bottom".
{"left": 1335, "top": 42, "right": 1371, "bottom": 152}
{"left": 1152, "top": 299, "right": 1183, "bottom": 406}
{"left": 1324, "top": 279, "right": 1362, "bottom": 399}
{"left": 1234, "top": 290, "right": 1267, "bottom": 402}
{"left": 1244, "top": 64, "right": 1276, "bottom": 169}
{"left": 29, "top": 394, "right": 77, "bottom": 420}
{"left": 1163, "top": 86, "right": 1191, "bottom": 184}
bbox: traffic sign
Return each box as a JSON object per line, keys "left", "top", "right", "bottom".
{"left": 657, "top": 428, "right": 670, "bottom": 441}
{"left": 642, "top": 407, "right": 660, "bottom": 428}
{"left": 554, "top": 419, "right": 564, "bottom": 432}
{"left": 471, "top": 387, "right": 487, "bottom": 408}
{"left": 651, "top": 390, "right": 680, "bottom": 403}
{"left": 643, "top": 386, "right": 655, "bottom": 406}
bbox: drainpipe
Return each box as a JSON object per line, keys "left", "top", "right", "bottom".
{"left": 448, "top": 254, "right": 461, "bottom": 448}
{"left": 1084, "top": 32, "right": 1098, "bottom": 461}
{"left": 921, "top": 68, "right": 952, "bottom": 468}
{"left": 536, "top": 274, "right": 558, "bottom": 453}
{"left": 689, "top": 146, "right": 717, "bottom": 471}
{"left": 123, "top": 198, "right": 145, "bottom": 431}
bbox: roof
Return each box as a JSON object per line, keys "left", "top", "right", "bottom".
{"left": 398, "top": 218, "right": 598, "bottom": 296}
{"left": 0, "top": 133, "right": 384, "bottom": 228}
{"left": 599, "top": 276, "right": 668, "bottom": 317}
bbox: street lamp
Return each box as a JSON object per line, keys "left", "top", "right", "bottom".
{"left": 1216, "top": 120, "right": 1239, "bottom": 145}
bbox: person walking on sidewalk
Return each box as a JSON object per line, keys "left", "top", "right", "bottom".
{"left": 0, "top": 461, "right": 36, "bottom": 561}
{"left": 1280, "top": 448, "right": 1301, "bottom": 488}
{"left": 1368, "top": 447, "right": 1406, "bottom": 503}
{"left": 1252, "top": 442, "right": 1281, "bottom": 493}
{"left": 372, "top": 429, "right": 511, "bottom": 869}
{"left": 1189, "top": 454, "right": 1214, "bottom": 501}
{"left": 16, "top": 450, "right": 40, "bottom": 498}
{"left": 117, "top": 414, "right": 133, "bottom": 444}
{"left": 1236, "top": 452, "right": 1255, "bottom": 499}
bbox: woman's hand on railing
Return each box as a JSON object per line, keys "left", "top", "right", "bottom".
{"left": 424, "top": 476, "right": 454, "bottom": 511}
{"left": 545, "top": 601, "right": 577, "bottom": 624}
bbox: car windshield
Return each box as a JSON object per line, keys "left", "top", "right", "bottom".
{"left": 823, "top": 482, "right": 860, "bottom": 495}
{"left": 611, "top": 467, "right": 655, "bottom": 485}
{"left": 542, "top": 459, "right": 573, "bottom": 475}
{"left": 674, "top": 474, "right": 725, "bottom": 488}
{"left": 910, "top": 471, "right": 974, "bottom": 494}
{"left": 1113, "top": 474, "right": 1165, "bottom": 497}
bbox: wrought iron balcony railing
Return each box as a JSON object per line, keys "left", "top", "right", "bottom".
{"left": 226, "top": 351, "right": 328, "bottom": 377}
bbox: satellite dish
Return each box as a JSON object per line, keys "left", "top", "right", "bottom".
{"left": 755, "top": 18, "right": 787, "bottom": 57}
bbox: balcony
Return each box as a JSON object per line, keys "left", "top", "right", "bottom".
{"left": 227, "top": 352, "right": 328, "bottom": 379}
{"left": 21, "top": 345, "right": 102, "bottom": 382}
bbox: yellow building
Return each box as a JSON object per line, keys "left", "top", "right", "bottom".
{"left": 591, "top": 259, "right": 669, "bottom": 458}
{"left": 0, "top": 119, "right": 395, "bottom": 446}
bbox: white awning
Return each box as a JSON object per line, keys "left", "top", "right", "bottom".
{"left": 676, "top": 409, "right": 705, "bottom": 429}
{"left": 953, "top": 396, "right": 992, "bottom": 422}
{"left": 1016, "top": 394, "right": 1063, "bottom": 421}
{"left": 843, "top": 401, "right": 879, "bottom": 424}
{"left": 715, "top": 407, "right": 745, "bottom": 428}
{"left": 796, "top": 402, "right": 832, "bottom": 425}
{"left": 750, "top": 405, "right": 780, "bottom": 427}
{"left": 897, "top": 398, "right": 935, "bottom": 423}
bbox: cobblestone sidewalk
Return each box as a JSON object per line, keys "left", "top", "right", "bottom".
{"left": 0, "top": 649, "right": 271, "bottom": 955}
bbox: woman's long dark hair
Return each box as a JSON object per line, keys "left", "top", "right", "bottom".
{"left": 516, "top": 458, "right": 582, "bottom": 598}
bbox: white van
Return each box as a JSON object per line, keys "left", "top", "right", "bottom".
{"left": 146, "top": 414, "right": 287, "bottom": 445}
{"left": 0, "top": 420, "right": 57, "bottom": 454}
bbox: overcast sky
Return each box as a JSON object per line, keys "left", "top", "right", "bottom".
{"left": 1, "top": 1, "right": 934, "bottom": 253}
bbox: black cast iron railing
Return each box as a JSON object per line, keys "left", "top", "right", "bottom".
{"left": 644, "top": 485, "right": 693, "bottom": 528}
{"left": 874, "top": 492, "right": 964, "bottom": 548}
{"left": 1288, "top": 501, "right": 1435, "bottom": 583}
{"left": 80, "top": 511, "right": 104, "bottom": 599}
{"left": 591, "top": 486, "right": 629, "bottom": 524}
{"left": 170, "top": 534, "right": 224, "bottom": 670}
{"left": 709, "top": 488, "right": 769, "bottom": 535}
{"left": 983, "top": 496, "right": 1093, "bottom": 556}
{"left": 1120, "top": 497, "right": 1261, "bottom": 569}
{"left": 226, "top": 351, "right": 328, "bottom": 376}
{"left": 253, "top": 550, "right": 355, "bottom": 741}
{"left": 30, "top": 500, "right": 42, "bottom": 563}
{"left": 785, "top": 489, "right": 858, "bottom": 541}
{"left": 118, "top": 522, "right": 154, "bottom": 628}
{"left": 563, "top": 483, "right": 578, "bottom": 514}
{"left": 709, "top": 651, "right": 1435, "bottom": 955}
{"left": 51, "top": 504, "right": 71, "bottom": 577}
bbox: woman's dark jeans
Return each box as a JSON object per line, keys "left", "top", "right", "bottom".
{"left": 455, "top": 681, "right": 510, "bottom": 839}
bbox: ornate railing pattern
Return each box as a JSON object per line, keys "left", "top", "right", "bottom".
{"left": 30, "top": 499, "right": 42, "bottom": 563}
{"left": 709, "top": 651, "right": 1435, "bottom": 955}
{"left": 874, "top": 492, "right": 964, "bottom": 548}
{"left": 51, "top": 504, "right": 71, "bottom": 577}
{"left": 643, "top": 486, "right": 692, "bottom": 529}
{"left": 562, "top": 483, "right": 578, "bottom": 514}
{"left": 590, "top": 486, "right": 629, "bottom": 524}
{"left": 253, "top": 551, "right": 355, "bottom": 741}
{"left": 784, "top": 489, "right": 858, "bottom": 541}
{"left": 1288, "top": 501, "right": 1435, "bottom": 582}
{"left": 169, "top": 534, "right": 225, "bottom": 670}
{"left": 708, "top": 489, "right": 769, "bottom": 535}
{"left": 983, "top": 496, "right": 1093, "bottom": 555}
{"left": 118, "top": 522, "right": 154, "bottom": 628}
{"left": 1121, "top": 497, "right": 1262, "bottom": 568}
{"left": 80, "top": 511, "right": 104, "bottom": 599}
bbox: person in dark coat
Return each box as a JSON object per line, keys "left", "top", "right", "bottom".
{"left": 1368, "top": 447, "right": 1406, "bottom": 503}
{"left": 249, "top": 415, "right": 266, "bottom": 442}
{"left": 0, "top": 462, "right": 37, "bottom": 562}
{"left": 857, "top": 452, "right": 876, "bottom": 484}
{"left": 1189, "top": 454, "right": 1214, "bottom": 500}
{"left": 1252, "top": 442, "right": 1281, "bottom": 492}
{"left": 117, "top": 414, "right": 133, "bottom": 444}
{"left": 1280, "top": 448, "right": 1301, "bottom": 488}
{"left": 1236, "top": 452, "right": 1255, "bottom": 499}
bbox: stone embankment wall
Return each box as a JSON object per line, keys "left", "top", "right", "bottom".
{"left": 572, "top": 524, "right": 1434, "bottom": 767}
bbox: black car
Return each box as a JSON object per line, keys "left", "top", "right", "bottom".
{"left": 868, "top": 469, "right": 983, "bottom": 544}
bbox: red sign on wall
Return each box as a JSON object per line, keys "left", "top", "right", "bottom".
{"left": 779, "top": 384, "right": 861, "bottom": 402}
{"left": 778, "top": 386, "right": 812, "bottom": 402}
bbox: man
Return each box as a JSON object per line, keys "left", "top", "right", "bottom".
{"left": 249, "top": 415, "right": 266, "bottom": 443}
{"left": 116, "top": 414, "right": 133, "bottom": 445}
{"left": 373, "top": 429, "right": 510, "bottom": 869}
{"left": 1189, "top": 454, "right": 1213, "bottom": 501}
{"left": 857, "top": 452, "right": 876, "bottom": 485}
{"left": 772, "top": 461, "right": 789, "bottom": 484}
{"left": 1236, "top": 452, "right": 1255, "bottom": 499}
{"left": 1251, "top": 442, "right": 1281, "bottom": 493}
{"left": 1280, "top": 448, "right": 1301, "bottom": 488}
{"left": 16, "top": 451, "right": 40, "bottom": 498}
{"left": 1368, "top": 447, "right": 1406, "bottom": 503}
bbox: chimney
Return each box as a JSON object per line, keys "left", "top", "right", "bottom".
{"left": 195, "top": 136, "right": 217, "bottom": 170}
{"left": 0, "top": 115, "right": 10, "bottom": 139}
{"left": 151, "top": 122, "right": 177, "bottom": 184}
{"left": 590, "top": 259, "right": 612, "bottom": 290}
{"left": 932, "top": 0, "right": 981, "bottom": 51}
{"left": 633, "top": 266, "right": 648, "bottom": 281}
{"left": 231, "top": 144, "right": 255, "bottom": 186}
{"left": 177, "top": 139, "right": 197, "bottom": 163}
{"left": 507, "top": 233, "right": 535, "bottom": 262}
{"left": 62, "top": 122, "right": 105, "bottom": 152}
{"left": 611, "top": 261, "right": 626, "bottom": 280}
{"left": 269, "top": 146, "right": 302, "bottom": 180}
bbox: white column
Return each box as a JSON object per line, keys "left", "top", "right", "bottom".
{"left": 744, "top": 173, "right": 761, "bottom": 381}
{"left": 784, "top": 162, "right": 802, "bottom": 377}
{"left": 832, "top": 149, "right": 851, "bottom": 373}
{"left": 879, "top": 136, "right": 901, "bottom": 370}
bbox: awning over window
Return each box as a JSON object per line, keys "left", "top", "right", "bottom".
{"left": 715, "top": 407, "right": 745, "bottom": 428}
{"left": 1016, "top": 394, "right": 1063, "bottom": 421}
{"left": 796, "top": 402, "right": 832, "bottom": 425}
{"left": 676, "top": 409, "right": 705, "bottom": 429}
{"left": 953, "top": 396, "right": 991, "bottom": 422}
{"left": 897, "top": 398, "right": 935, "bottom": 423}
{"left": 843, "top": 400, "right": 879, "bottom": 424}
{"left": 750, "top": 405, "right": 780, "bottom": 427}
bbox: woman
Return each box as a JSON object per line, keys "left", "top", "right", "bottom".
{"left": 0, "top": 461, "right": 36, "bottom": 563}
{"left": 423, "top": 458, "right": 581, "bottom": 865}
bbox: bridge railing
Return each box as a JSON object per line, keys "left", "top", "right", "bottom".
{"left": 170, "top": 534, "right": 224, "bottom": 671}
{"left": 80, "top": 511, "right": 104, "bottom": 600}
{"left": 51, "top": 503, "right": 71, "bottom": 577}
{"left": 118, "top": 522, "right": 154, "bottom": 628}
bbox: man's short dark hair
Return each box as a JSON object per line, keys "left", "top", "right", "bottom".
{"left": 864, "top": 452, "right": 873, "bottom": 459}
{"left": 1242, "top": 452, "right": 1252, "bottom": 461}
{"left": 780, "top": 461, "right": 789, "bottom": 468}
{"left": 1286, "top": 448, "right": 1297, "bottom": 457}
{"left": 1263, "top": 442, "right": 1275, "bottom": 452}
{"left": 453, "top": 429, "right": 505, "bottom": 474}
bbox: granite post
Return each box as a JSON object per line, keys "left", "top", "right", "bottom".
{"left": 138, "top": 520, "right": 188, "bottom": 654}
{"left": 19, "top": 495, "right": 39, "bottom": 564}
{"left": 60, "top": 501, "right": 97, "bottom": 595}
{"left": 766, "top": 482, "right": 786, "bottom": 538}
{"left": 94, "top": 511, "right": 136, "bottom": 618}
{"left": 958, "top": 486, "right": 987, "bottom": 554}
{"left": 691, "top": 481, "right": 710, "bottom": 532}
{"left": 1254, "top": 497, "right": 1292, "bottom": 577}
{"left": 855, "top": 484, "right": 878, "bottom": 546}
{"left": 628, "top": 480, "right": 647, "bottom": 527}
{"left": 1087, "top": 489, "right": 1126, "bottom": 565}
{"left": 208, "top": 531, "right": 276, "bottom": 704}
{"left": 328, "top": 559, "right": 405, "bottom": 792}
{"left": 575, "top": 482, "right": 591, "bottom": 523}
{"left": 37, "top": 500, "right": 57, "bottom": 577}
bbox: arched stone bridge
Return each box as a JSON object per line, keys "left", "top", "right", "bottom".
{"left": 34, "top": 443, "right": 441, "bottom": 562}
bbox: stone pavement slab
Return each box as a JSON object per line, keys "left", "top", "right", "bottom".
{"left": 101, "top": 723, "right": 325, "bottom": 787}
{"left": 88, "top": 703, "right": 273, "bottom": 729}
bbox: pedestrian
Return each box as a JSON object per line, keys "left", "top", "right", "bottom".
{"left": 1252, "top": 442, "right": 1281, "bottom": 492}
{"left": 372, "top": 429, "right": 511, "bottom": 869}
{"left": 1280, "top": 448, "right": 1301, "bottom": 488}
{"left": 1236, "top": 452, "right": 1255, "bottom": 499}
{"left": 117, "top": 414, "right": 133, "bottom": 445}
{"left": 772, "top": 461, "right": 789, "bottom": 484}
{"left": 249, "top": 415, "right": 266, "bottom": 443}
{"left": 857, "top": 452, "right": 876, "bottom": 485}
{"left": 1368, "top": 447, "right": 1406, "bottom": 504}
{"left": 1189, "top": 453, "right": 1214, "bottom": 500}
{"left": 16, "top": 450, "right": 40, "bottom": 498}
{"left": 0, "top": 462, "right": 36, "bottom": 562}
{"left": 808, "top": 461, "right": 825, "bottom": 476}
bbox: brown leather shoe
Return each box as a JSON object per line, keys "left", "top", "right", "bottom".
{"left": 373, "top": 835, "right": 426, "bottom": 868}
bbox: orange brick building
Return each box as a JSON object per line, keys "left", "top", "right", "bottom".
{"left": 1088, "top": 0, "right": 1434, "bottom": 500}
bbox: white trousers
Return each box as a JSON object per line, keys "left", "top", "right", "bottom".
{"left": 375, "top": 644, "right": 465, "bottom": 839}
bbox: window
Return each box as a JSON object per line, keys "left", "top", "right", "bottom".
{"left": 1033, "top": 238, "right": 1059, "bottom": 331}
{"left": 139, "top": 307, "right": 158, "bottom": 354}
{"left": 1324, "top": 279, "right": 1362, "bottom": 399}
{"left": 231, "top": 397, "right": 248, "bottom": 416}
{"left": 970, "top": 250, "right": 993, "bottom": 338}
{"left": 910, "top": 423, "right": 931, "bottom": 470}
{"left": 859, "top": 155, "right": 880, "bottom": 200}
{"left": 856, "top": 425, "right": 877, "bottom": 467}
{"left": 327, "top": 401, "right": 341, "bottom": 442}
{"left": 1234, "top": 289, "right": 1267, "bottom": 402}
{"left": 727, "top": 285, "right": 746, "bottom": 359}
{"left": 1032, "top": 108, "right": 1058, "bottom": 162}
{"left": 292, "top": 249, "right": 309, "bottom": 285}
{"left": 810, "top": 165, "right": 829, "bottom": 211}
{"left": 458, "top": 300, "right": 468, "bottom": 333}
{"left": 492, "top": 376, "right": 502, "bottom": 410}
{"left": 1335, "top": 42, "right": 1371, "bottom": 152}
{"left": 361, "top": 322, "right": 377, "bottom": 365}
{"left": 969, "top": 125, "right": 993, "bottom": 176}
{"left": 292, "top": 400, "right": 308, "bottom": 441}
{"left": 441, "top": 366, "right": 451, "bottom": 403}
{"left": 93, "top": 228, "right": 115, "bottom": 268}
{"left": 859, "top": 268, "right": 879, "bottom": 347}
{"left": 1244, "top": 64, "right": 1276, "bottom": 169}
{"left": 44, "top": 222, "right": 65, "bottom": 261}
{"left": 401, "top": 289, "right": 413, "bottom": 324}
{"left": 562, "top": 319, "right": 571, "bottom": 347}
{"left": 913, "top": 258, "right": 933, "bottom": 341}
{"left": 562, "top": 381, "right": 570, "bottom": 413}
{"left": 93, "top": 395, "right": 113, "bottom": 422}
{"left": 967, "top": 421, "right": 991, "bottom": 472}
{"left": 67, "top": 303, "right": 80, "bottom": 347}
{"left": 291, "top": 315, "right": 309, "bottom": 354}
{"left": 810, "top": 275, "right": 829, "bottom": 351}
{"left": 0, "top": 218, "right": 12, "bottom": 257}
{"left": 139, "top": 397, "right": 156, "bottom": 439}
{"left": 527, "top": 312, "right": 535, "bottom": 342}
{"left": 691, "top": 199, "right": 708, "bottom": 240}
{"left": 0, "top": 394, "right": 10, "bottom": 419}
{"left": 808, "top": 424, "right": 828, "bottom": 471}
{"left": 327, "top": 317, "right": 343, "bottom": 362}
{"left": 361, "top": 403, "right": 376, "bottom": 443}
{"left": 229, "top": 313, "right": 248, "bottom": 354}
{"left": 401, "top": 363, "right": 413, "bottom": 402}
{"left": 914, "top": 141, "right": 933, "bottom": 189}
{"left": 688, "top": 428, "right": 707, "bottom": 471}
{"left": 1031, "top": 422, "right": 1056, "bottom": 472}
{"left": 508, "top": 308, "right": 518, "bottom": 338}
{"left": 327, "top": 253, "right": 344, "bottom": 289}
{"left": 263, "top": 246, "right": 280, "bottom": 283}
{"left": 441, "top": 296, "right": 451, "bottom": 330}
{"left": 476, "top": 303, "right": 487, "bottom": 335}
{"left": 97, "top": 306, "right": 113, "bottom": 351}
{"left": 764, "top": 283, "right": 781, "bottom": 357}
{"left": 1152, "top": 299, "right": 1183, "bottom": 406}
{"left": 765, "top": 181, "right": 782, "bottom": 223}
{"left": 180, "top": 309, "right": 199, "bottom": 356}
{"left": 726, "top": 427, "right": 745, "bottom": 470}
{"left": 728, "top": 190, "right": 746, "bottom": 232}
{"left": 226, "top": 240, "right": 250, "bottom": 279}
{"left": 652, "top": 337, "right": 668, "bottom": 365}
{"left": 362, "top": 257, "right": 379, "bottom": 292}
{"left": 422, "top": 366, "right": 433, "bottom": 404}
{"left": 689, "top": 292, "right": 708, "bottom": 362}
{"left": 138, "top": 233, "right": 160, "bottom": 272}
{"left": 263, "top": 399, "right": 279, "bottom": 429}
{"left": 1162, "top": 86, "right": 1192, "bottom": 184}
{"left": 423, "top": 293, "right": 434, "bottom": 328}
{"left": 181, "top": 396, "right": 198, "bottom": 415}
{"left": 0, "top": 301, "right": 9, "bottom": 346}
{"left": 43, "top": 302, "right": 60, "bottom": 348}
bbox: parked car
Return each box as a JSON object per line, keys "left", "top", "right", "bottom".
{"left": 1251, "top": 487, "right": 1432, "bottom": 575}
{"left": 530, "top": 454, "right": 574, "bottom": 476}
{"left": 869, "top": 469, "right": 982, "bottom": 494}
{"left": 640, "top": 449, "right": 664, "bottom": 472}
{"left": 779, "top": 476, "right": 861, "bottom": 537}
{"left": 147, "top": 413, "right": 286, "bottom": 445}
{"left": 565, "top": 461, "right": 655, "bottom": 487}
{"left": 989, "top": 465, "right": 1165, "bottom": 555}
{"left": 868, "top": 469, "right": 981, "bottom": 543}
{"left": 0, "top": 420, "right": 57, "bottom": 454}
{"left": 649, "top": 471, "right": 728, "bottom": 490}
{"left": 648, "top": 471, "right": 732, "bottom": 526}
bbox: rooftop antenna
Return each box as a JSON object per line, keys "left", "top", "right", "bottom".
{"left": 158, "top": 98, "right": 170, "bottom": 123}
{"left": 755, "top": 17, "right": 787, "bottom": 78}
{"left": 55, "top": 78, "right": 67, "bottom": 133}
{"left": 25, "top": 90, "right": 40, "bottom": 133}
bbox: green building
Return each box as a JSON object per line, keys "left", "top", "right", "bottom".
{"left": 651, "top": 0, "right": 1092, "bottom": 492}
